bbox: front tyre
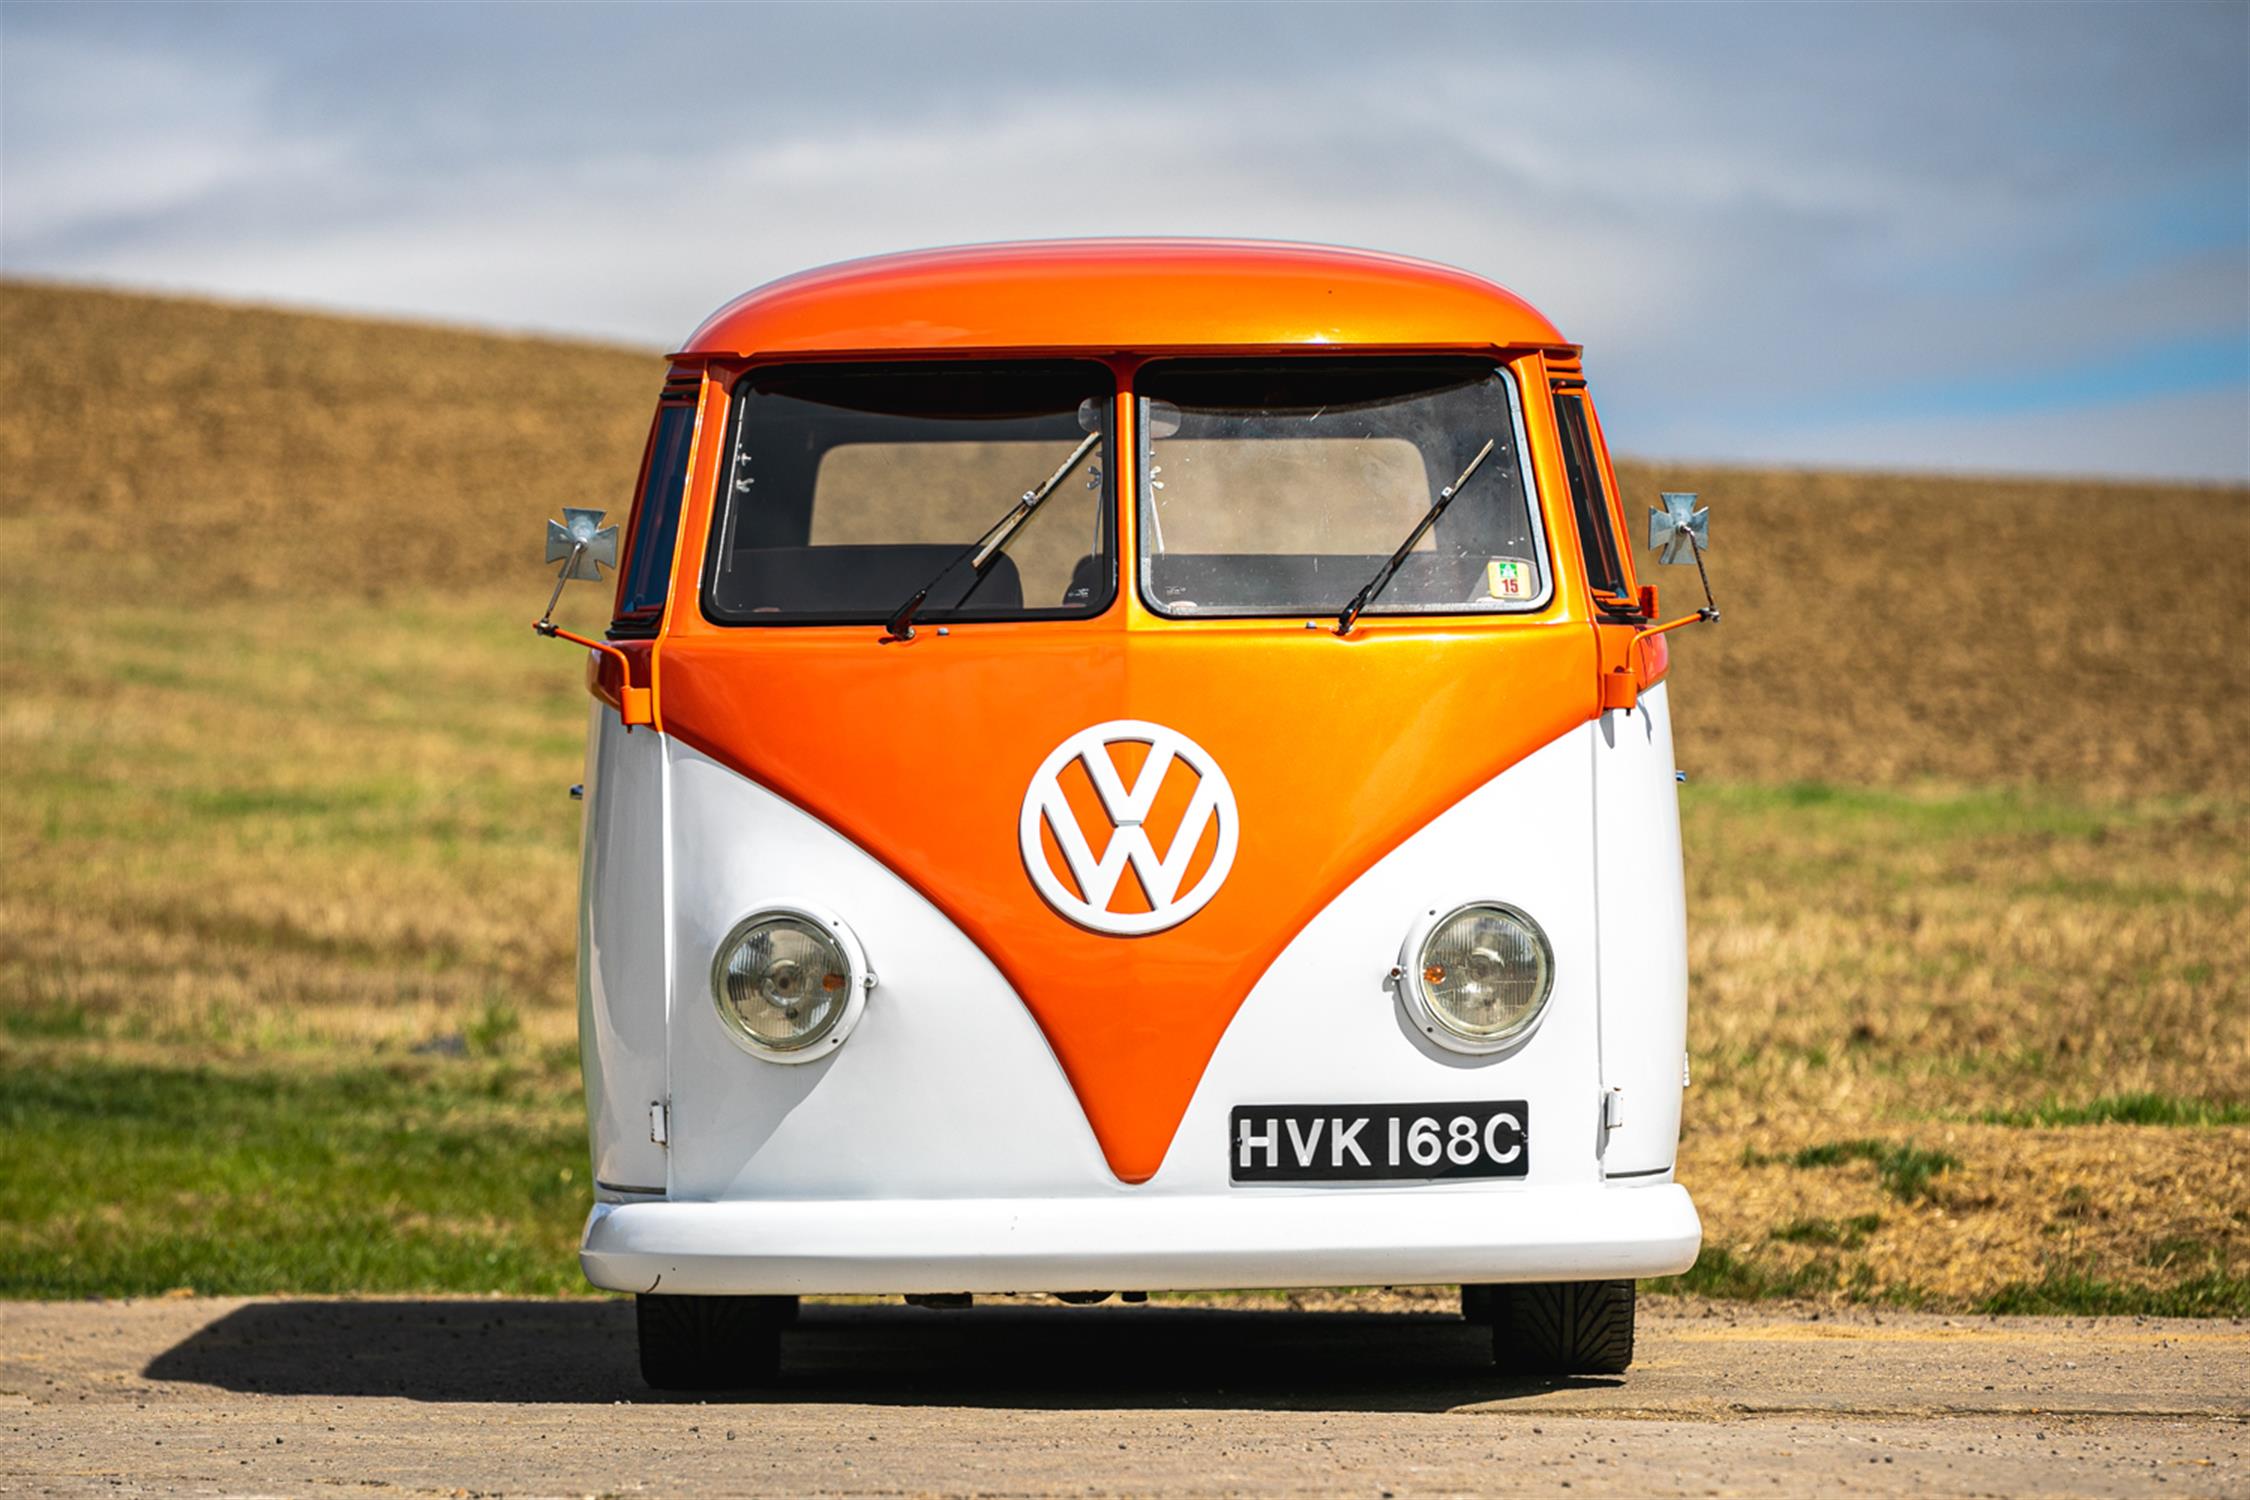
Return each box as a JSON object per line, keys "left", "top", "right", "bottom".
{"left": 1478, "top": 1280, "right": 1635, "bottom": 1375}
{"left": 635, "top": 1293, "right": 793, "bottom": 1390}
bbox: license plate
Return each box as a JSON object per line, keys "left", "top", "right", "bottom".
{"left": 1229, "top": 1101, "right": 1530, "bottom": 1183}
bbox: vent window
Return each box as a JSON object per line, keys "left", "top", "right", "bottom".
{"left": 614, "top": 398, "right": 698, "bottom": 627}
{"left": 1550, "top": 391, "right": 1625, "bottom": 598}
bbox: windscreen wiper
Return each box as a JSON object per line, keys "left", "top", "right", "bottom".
{"left": 883, "top": 429, "right": 1102, "bottom": 641}
{"left": 1334, "top": 436, "right": 1497, "bottom": 636}
{"left": 1591, "top": 588, "right": 1649, "bottom": 623}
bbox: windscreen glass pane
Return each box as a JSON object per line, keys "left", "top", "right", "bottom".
{"left": 704, "top": 360, "right": 1115, "bottom": 624}
{"left": 1136, "top": 358, "right": 1544, "bottom": 618}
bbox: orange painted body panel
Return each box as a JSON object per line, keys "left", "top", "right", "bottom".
{"left": 587, "top": 640, "right": 653, "bottom": 717}
{"left": 679, "top": 240, "right": 1566, "bottom": 358}
{"left": 630, "top": 242, "right": 1629, "bottom": 1181}
{"left": 1638, "top": 631, "right": 1671, "bottom": 690}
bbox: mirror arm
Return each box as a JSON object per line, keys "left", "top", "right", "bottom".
{"left": 1630, "top": 606, "right": 1719, "bottom": 647}
{"left": 1630, "top": 534, "right": 1720, "bottom": 645}
{"left": 537, "top": 539, "right": 583, "bottom": 626}
{"left": 534, "top": 619, "right": 654, "bottom": 727}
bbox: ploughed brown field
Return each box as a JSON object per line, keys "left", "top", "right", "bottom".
{"left": 1, "top": 280, "right": 2243, "bottom": 1310}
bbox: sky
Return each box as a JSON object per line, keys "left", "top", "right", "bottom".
{"left": 4, "top": 2, "right": 2246, "bottom": 481}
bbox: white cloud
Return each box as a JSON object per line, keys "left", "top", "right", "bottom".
{"left": 2, "top": 4, "right": 2241, "bottom": 479}
{"left": 1687, "top": 386, "right": 2250, "bottom": 484}
{"left": 0, "top": 33, "right": 344, "bottom": 245}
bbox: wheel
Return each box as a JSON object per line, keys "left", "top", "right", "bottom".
{"left": 1482, "top": 1280, "right": 1635, "bottom": 1375}
{"left": 635, "top": 1294, "right": 793, "bottom": 1390}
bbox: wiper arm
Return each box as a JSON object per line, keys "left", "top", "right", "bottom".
{"left": 884, "top": 429, "right": 1102, "bottom": 641}
{"left": 1334, "top": 437, "right": 1497, "bottom": 637}
{"left": 1591, "top": 588, "right": 1649, "bottom": 623}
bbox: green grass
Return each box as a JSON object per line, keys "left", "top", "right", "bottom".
{"left": 1682, "top": 780, "right": 2130, "bottom": 842}
{"left": 1745, "top": 1140, "right": 1962, "bottom": 1202}
{"left": 1771, "top": 1213, "right": 1884, "bottom": 1250}
{"left": 465, "top": 998, "right": 524, "bottom": 1057}
{"left": 2142, "top": 1236, "right": 2223, "bottom": 1272}
{"left": 3, "top": 597, "right": 2241, "bottom": 1310}
{"left": 1977, "top": 1093, "right": 2250, "bottom": 1127}
{"left": 1648, "top": 1246, "right": 1836, "bottom": 1300}
{"left": 0, "top": 1051, "right": 594, "bottom": 1298}
{"left": 0, "top": 1001, "right": 98, "bottom": 1040}
{"left": 1977, "top": 1269, "right": 2249, "bottom": 1317}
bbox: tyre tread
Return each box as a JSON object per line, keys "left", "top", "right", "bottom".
{"left": 635, "top": 1293, "right": 788, "bottom": 1391}
{"left": 1486, "top": 1280, "right": 1634, "bottom": 1375}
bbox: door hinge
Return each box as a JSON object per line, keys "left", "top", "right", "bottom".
{"left": 649, "top": 1099, "right": 669, "bottom": 1146}
{"left": 1602, "top": 1087, "right": 1626, "bottom": 1135}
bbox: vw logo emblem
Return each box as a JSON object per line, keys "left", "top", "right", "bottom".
{"left": 1019, "top": 720, "right": 1239, "bottom": 936}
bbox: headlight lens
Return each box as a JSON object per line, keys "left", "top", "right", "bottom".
{"left": 1415, "top": 903, "right": 1553, "bottom": 1047}
{"left": 712, "top": 914, "right": 856, "bottom": 1054}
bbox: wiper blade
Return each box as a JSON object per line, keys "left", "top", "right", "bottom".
{"left": 884, "top": 429, "right": 1101, "bottom": 641}
{"left": 1335, "top": 436, "right": 1497, "bottom": 636}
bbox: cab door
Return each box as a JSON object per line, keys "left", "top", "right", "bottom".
{"left": 1548, "top": 361, "right": 1690, "bottom": 1180}
{"left": 581, "top": 375, "right": 703, "bottom": 1195}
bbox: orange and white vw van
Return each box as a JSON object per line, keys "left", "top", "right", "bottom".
{"left": 555, "top": 240, "right": 1708, "bottom": 1389}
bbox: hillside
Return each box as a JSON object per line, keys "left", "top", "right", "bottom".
{"left": 1, "top": 280, "right": 2243, "bottom": 1311}
{"left": 6, "top": 280, "right": 2242, "bottom": 792}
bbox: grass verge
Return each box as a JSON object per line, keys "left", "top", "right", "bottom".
{"left": 0, "top": 1048, "right": 593, "bottom": 1298}
{"left": 1771, "top": 1213, "right": 1884, "bottom": 1250}
{"left": 1976, "top": 1269, "right": 2249, "bottom": 1317}
{"left": 1977, "top": 1093, "right": 2250, "bottom": 1128}
{"left": 1648, "top": 1247, "right": 1840, "bottom": 1302}
{"left": 1741, "top": 1140, "right": 1961, "bottom": 1203}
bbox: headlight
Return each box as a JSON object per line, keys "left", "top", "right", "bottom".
{"left": 1400, "top": 902, "right": 1553, "bottom": 1053}
{"left": 710, "top": 908, "right": 870, "bottom": 1062}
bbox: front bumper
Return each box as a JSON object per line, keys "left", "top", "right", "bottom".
{"left": 580, "top": 1182, "right": 1700, "bottom": 1295}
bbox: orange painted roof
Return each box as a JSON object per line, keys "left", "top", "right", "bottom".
{"left": 678, "top": 239, "right": 1568, "bottom": 357}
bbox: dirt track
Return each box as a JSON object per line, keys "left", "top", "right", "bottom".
{"left": 1, "top": 1297, "right": 2242, "bottom": 1497}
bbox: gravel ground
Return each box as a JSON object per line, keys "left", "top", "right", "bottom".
{"left": 1, "top": 1295, "right": 2243, "bottom": 1497}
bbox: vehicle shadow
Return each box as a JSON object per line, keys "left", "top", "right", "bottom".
{"left": 144, "top": 1300, "right": 1620, "bottom": 1412}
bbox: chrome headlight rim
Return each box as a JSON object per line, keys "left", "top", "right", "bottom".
{"left": 708, "top": 903, "right": 873, "bottom": 1064}
{"left": 1396, "top": 899, "right": 1555, "bottom": 1056}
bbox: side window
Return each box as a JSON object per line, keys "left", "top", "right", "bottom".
{"left": 1551, "top": 393, "right": 1625, "bottom": 597}
{"left": 614, "top": 401, "right": 698, "bottom": 627}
